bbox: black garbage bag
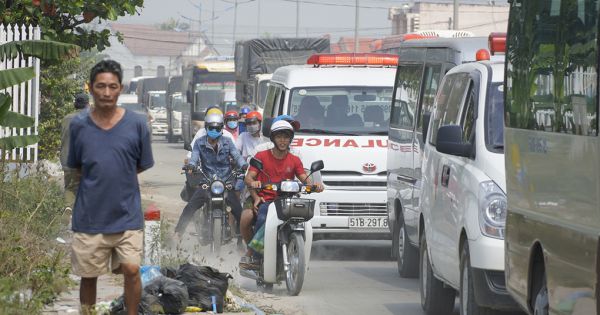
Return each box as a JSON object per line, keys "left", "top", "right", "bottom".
{"left": 144, "top": 276, "right": 189, "bottom": 314}
{"left": 160, "top": 266, "right": 178, "bottom": 279}
{"left": 109, "top": 292, "right": 161, "bottom": 315}
{"left": 175, "top": 263, "right": 233, "bottom": 313}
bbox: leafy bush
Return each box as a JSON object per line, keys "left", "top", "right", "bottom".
{"left": 0, "top": 164, "right": 73, "bottom": 314}
{"left": 38, "top": 54, "right": 98, "bottom": 160}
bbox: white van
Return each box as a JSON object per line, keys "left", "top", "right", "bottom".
{"left": 262, "top": 53, "right": 398, "bottom": 240}
{"left": 386, "top": 34, "right": 506, "bottom": 278}
{"left": 418, "top": 59, "right": 519, "bottom": 314}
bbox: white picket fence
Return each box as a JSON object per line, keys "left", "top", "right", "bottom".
{"left": 0, "top": 24, "right": 41, "bottom": 162}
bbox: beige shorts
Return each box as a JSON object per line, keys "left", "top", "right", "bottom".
{"left": 71, "top": 230, "right": 143, "bottom": 278}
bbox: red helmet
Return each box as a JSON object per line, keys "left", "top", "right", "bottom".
{"left": 224, "top": 110, "right": 239, "bottom": 120}
{"left": 245, "top": 111, "right": 262, "bottom": 123}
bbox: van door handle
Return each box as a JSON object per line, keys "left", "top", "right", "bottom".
{"left": 441, "top": 165, "right": 450, "bottom": 187}
{"left": 397, "top": 175, "right": 417, "bottom": 185}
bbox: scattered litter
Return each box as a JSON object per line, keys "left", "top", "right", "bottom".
{"left": 55, "top": 237, "right": 66, "bottom": 244}
{"left": 144, "top": 276, "right": 189, "bottom": 314}
{"left": 175, "top": 263, "right": 232, "bottom": 314}
{"left": 140, "top": 265, "right": 162, "bottom": 287}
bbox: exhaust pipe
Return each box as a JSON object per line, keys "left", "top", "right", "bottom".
{"left": 239, "top": 268, "right": 259, "bottom": 280}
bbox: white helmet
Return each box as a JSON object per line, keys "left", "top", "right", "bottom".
{"left": 270, "top": 120, "right": 294, "bottom": 141}
{"left": 205, "top": 112, "right": 224, "bottom": 128}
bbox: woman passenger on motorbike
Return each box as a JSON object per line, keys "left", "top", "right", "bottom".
{"left": 240, "top": 120, "right": 323, "bottom": 267}
{"left": 174, "top": 111, "right": 248, "bottom": 242}
{"left": 224, "top": 110, "right": 240, "bottom": 140}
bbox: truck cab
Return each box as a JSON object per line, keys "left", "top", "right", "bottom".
{"left": 263, "top": 53, "right": 398, "bottom": 241}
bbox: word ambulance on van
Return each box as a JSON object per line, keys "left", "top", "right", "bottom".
{"left": 262, "top": 53, "right": 398, "bottom": 240}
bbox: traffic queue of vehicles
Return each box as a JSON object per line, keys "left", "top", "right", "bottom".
{"left": 127, "top": 5, "right": 599, "bottom": 310}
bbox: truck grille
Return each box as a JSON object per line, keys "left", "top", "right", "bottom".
{"left": 320, "top": 202, "right": 387, "bottom": 216}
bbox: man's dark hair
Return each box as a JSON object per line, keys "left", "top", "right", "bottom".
{"left": 89, "top": 59, "right": 123, "bottom": 86}
{"left": 74, "top": 92, "right": 89, "bottom": 110}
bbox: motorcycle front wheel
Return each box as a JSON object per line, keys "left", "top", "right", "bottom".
{"left": 285, "top": 232, "right": 305, "bottom": 296}
{"left": 211, "top": 217, "right": 222, "bottom": 253}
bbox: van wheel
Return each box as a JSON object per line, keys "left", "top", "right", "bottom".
{"left": 460, "top": 242, "right": 497, "bottom": 315}
{"left": 420, "top": 233, "right": 455, "bottom": 315}
{"left": 532, "top": 272, "right": 548, "bottom": 315}
{"left": 395, "top": 218, "right": 418, "bottom": 278}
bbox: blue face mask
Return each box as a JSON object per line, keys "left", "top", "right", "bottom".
{"left": 227, "top": 121, "right": 238, "bottom": 129}
{"left": 207, "top": 129, "right": 222, "bottom": 139}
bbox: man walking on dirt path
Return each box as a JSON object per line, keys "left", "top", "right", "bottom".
{"left": 60, "top": 92, "right": 89, "bottom": 209}
{"left": 67, "top": 60, "right": 154, "bottom": 315}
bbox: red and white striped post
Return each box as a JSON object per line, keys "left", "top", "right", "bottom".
{"left": 143, "top": 204, "right": 161, "bottom": 265}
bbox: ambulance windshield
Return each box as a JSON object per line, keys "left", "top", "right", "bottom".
{"left": 289, "top": 86, "right": 393, "bottom": 135}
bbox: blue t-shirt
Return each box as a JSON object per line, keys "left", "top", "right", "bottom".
{"left": 67, "top": 109, "right": 154, "bottom": 234}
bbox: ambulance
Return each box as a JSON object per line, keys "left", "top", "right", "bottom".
{"left": 261, "top": 53, "right": 398, "bottom": 240}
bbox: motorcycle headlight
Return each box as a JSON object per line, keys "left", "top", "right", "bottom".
{"left": 279, "top": 180, "right": 300, "bottom": 193}
{"left": 210, "top": 180, "right": 225, "bottom": 195}
{"left": 478, "top": 181, "right": 507, "bottom": 239}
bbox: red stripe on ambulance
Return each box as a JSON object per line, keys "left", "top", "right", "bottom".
{"left": 292, "top": 138, "right": 388, "bottom": 148}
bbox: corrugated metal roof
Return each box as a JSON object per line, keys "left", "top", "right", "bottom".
{"left": 109, "top": 23, "right": 206, "bottom": 57}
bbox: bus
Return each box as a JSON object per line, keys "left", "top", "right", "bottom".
{"left": 181, "top": 57, "right": 235, "bottom": 148}
{"left": 504, "top": 1, "right": 599, "bottom": 314}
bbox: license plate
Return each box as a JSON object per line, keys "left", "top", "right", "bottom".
{"left": 349, "top": 217, "right": 388, "bottom": 228}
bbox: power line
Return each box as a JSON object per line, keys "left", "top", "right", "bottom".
{"left": 274, "top": 0, "right": 390, "bottom": 10}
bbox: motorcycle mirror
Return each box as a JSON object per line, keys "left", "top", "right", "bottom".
{"left": 184, "top": 142, "right": 192, "bottom": 151}
{"left": 250, "top": 157, "right": 263, "bottom": 170}
{"left": 310, "top": 160, "right": 324, "bottom": 173}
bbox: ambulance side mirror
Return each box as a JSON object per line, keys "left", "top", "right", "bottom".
{"left": 262, "top": 118, "right": 273, "bottom": 138}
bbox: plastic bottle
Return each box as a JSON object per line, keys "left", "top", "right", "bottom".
{"left": 140, "top": 265, "right": 161, "bottom": 287}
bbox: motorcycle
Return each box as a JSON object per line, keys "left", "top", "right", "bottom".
{"left": 183, "top": 165, "right": 242, "bottom": 253}
{"left": 239, "top": 158, "right": 324, "bottom": 296}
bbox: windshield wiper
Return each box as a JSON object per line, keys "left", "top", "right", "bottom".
{"left": 492, "top": 144, "right": 504, "bottom": 150}
{"left": 366, "top": 131, "right": 388, "bottom": 135}
{"left": 297, "top": 129, "right": 358, "bottom": 136}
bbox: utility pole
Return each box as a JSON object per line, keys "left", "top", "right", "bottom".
{"left": 197, "top": 2, "right": 202, "bottom": 57}
{"left": 257, "top": 0, "right": 261, "bottom": 37}
{"left": 453, "top": 0, "right": 459, "bottom": 30}
{"left": 232, "top": 0, "right": 238, "bottom": 53}
{"left": 212, "top": 0, "right": 215, "bottom": 45}
{"left": 295, "top": 0, "right": 300, "bottom": 37}
{"left": 354, "top": 0, "right": 359, "bottom": 53}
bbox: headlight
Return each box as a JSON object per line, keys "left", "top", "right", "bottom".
{"left": 280, "top": 180, "right": 300, "bottom": 193}
{"left": 210, "top": 181, "right": 225, "bottom": 195}
{"left": 478, "top": 181, "right": 507, "bottom": 239}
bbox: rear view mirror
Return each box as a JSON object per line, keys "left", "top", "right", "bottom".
{"left": 250, "top": 157, "right": 263, "bottom": 171}
{"left": 262, "top": 118, "right": 274, "bottom": 138}
{"left": 310, "top": 160, "right": 324, "bottom": 173}
{"left": 354, "top": 94, "right": 376, "bottom": 102}
{"left": 184, "top": 143, "right": 192, "bottom": 151}
{"left": 436, "top": 125, "right": 472, "bottom": 158}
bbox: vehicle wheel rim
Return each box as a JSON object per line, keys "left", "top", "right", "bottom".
{"left": 287, "top": 239, "right": 299, "bottom": 291}
{"left": 461, "top": 263, "right": 469, "bottom": 315}
{"left": 421, "top": 249, "right": 428, "bottom": 301}
{"left": 398, "top": 225, "right": 405, "bottom": 265}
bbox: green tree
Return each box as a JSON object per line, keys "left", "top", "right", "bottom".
{"left": 0, "top": 0, "right": 144, "bottom": 51}
{"left": 0, "top": 40, "right": 79, "bottom": 152}
{"left": 38, "top": 52, "right": 101, "bottom": 160}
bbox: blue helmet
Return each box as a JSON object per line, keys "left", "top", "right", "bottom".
{"left": 239, "top": 106, "right": 251, "bottom": 115}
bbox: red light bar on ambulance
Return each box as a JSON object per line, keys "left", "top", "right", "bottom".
{"left": 307, "top": 53, "right": 398, "bottom": 66}
{"left": 488, "top": 32, "right": 506, "bottom": 55}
